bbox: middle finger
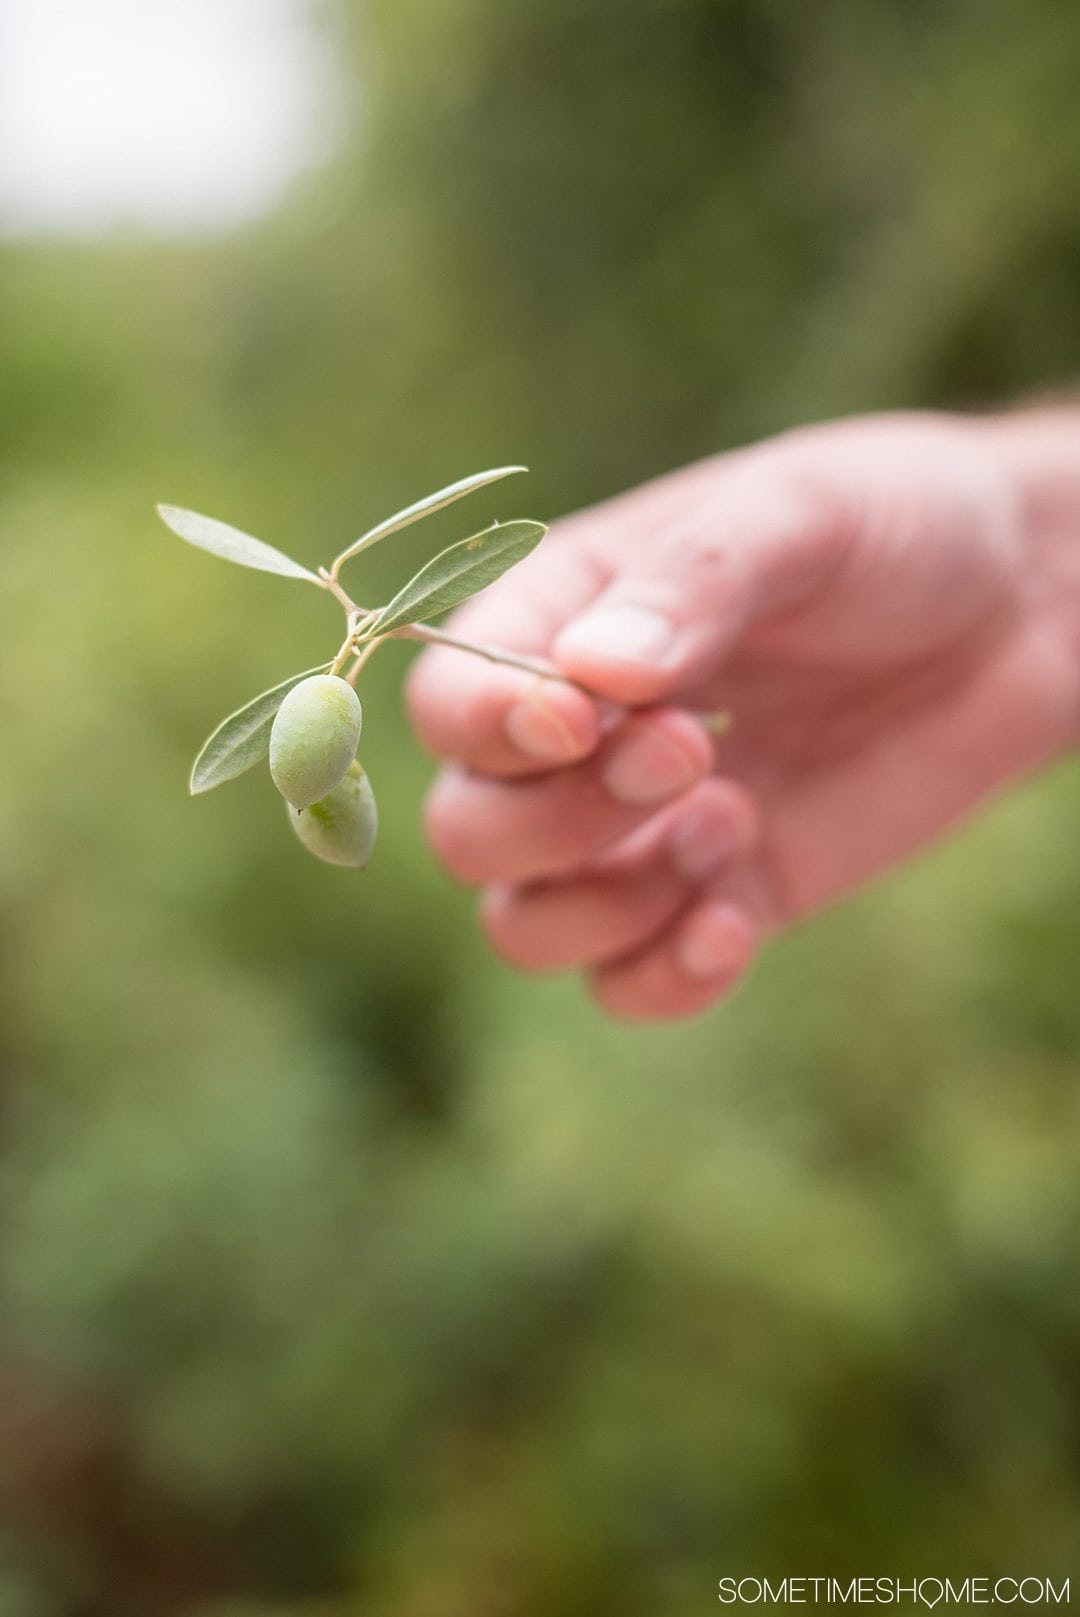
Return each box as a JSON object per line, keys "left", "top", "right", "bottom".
{"left": 425, "top": 708, "right": 714, "bottom": 885}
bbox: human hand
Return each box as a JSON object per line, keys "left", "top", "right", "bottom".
{"left": 407, "top": 412, "right": 1080, "bottom": 1020}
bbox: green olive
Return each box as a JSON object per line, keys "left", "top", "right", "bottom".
{"left": 289, "top": 761, "right": 378, "bottom": 868}
{"left": 269, "top": 674, "right": 362, "bottom": 810}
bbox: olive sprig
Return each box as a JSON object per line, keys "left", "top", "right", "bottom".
{"left": 317, "top": 566, "right": 583, "bottom": 691}
{"left": 157, "top": 466, "right": 581, "bottom": 870}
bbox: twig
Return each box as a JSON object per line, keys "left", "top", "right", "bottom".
{"left": 345, "top": 638, "right": 384, "bottom": 687}
{"left": 321, "top": 565, "right": 732, "bottom": 726}
{"left": 391, "top": 621, "right": 590, "bottom": 689}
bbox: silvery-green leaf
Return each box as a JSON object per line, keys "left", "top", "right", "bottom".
{"left": 333, "top": 466, "right": 527, "bottom": 570}
{"left": 190, "top": 665, "right": 331, "bottom": 795}
{"left": 158, "top": 504, "right": 322, "bottom": 584}
{"left": 362, "top": 520, "right": 546, "bottom": 637}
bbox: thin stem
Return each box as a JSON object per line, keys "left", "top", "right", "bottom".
{"left": 318, "top": 567, "right": 379, "bottom": 676}
{"left": 319, "top": 564, "right": 571, "bottom": 685}
{"left": 329, "top": 611, "right": 362, "bottom": 676}
{"left": 318, "top": 566, "right": 365, "bottom": 617}
{"left": 391, "top": 623, "right": 732, "bottom": 729}
{"left": 390, "top": 621, "right": 587, "bottom": 687}
{"left": 345, "top": 636, "right": 384, "bottom": 687}
{"left": 320, "top": 565, "right": 730, "bottom": 722}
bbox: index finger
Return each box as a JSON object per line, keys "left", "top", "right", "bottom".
{"left": 404, "top": 527, "right": 609, "bottom": 776}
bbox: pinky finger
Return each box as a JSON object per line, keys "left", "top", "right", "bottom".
{"left": 589, "top": 900, "right": 756, "bottom": 1023}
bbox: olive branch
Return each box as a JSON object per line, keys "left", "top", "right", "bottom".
{"left": 156, "top": 467, "right": 578, "bottom": 868}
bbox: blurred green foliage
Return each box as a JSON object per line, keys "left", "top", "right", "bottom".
{"left": 2, "top": 0, "right": 1080, "bottom": 1612}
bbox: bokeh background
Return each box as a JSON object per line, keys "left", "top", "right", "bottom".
{"left": 2, "top": 1, "right": 1080, "bottom": 1612}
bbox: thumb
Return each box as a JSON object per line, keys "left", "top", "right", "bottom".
{"left": 551, "top": 452, "right": 847, "bottom": 704}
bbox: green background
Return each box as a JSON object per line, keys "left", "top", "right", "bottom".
{"left": 1, "top": 1, "right": 1079, "bottom": 1611}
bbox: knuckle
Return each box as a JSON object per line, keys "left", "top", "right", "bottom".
{"left": 403, "top": 647, "right": 436, "bottom": 710}
{"left": 750, "top": 439, "right": 856, "bottom": 550}
{"left": 424, "top": 789, "right": 489, "bottom": 884}
{"left": 524, "top": 807, "right": 602, "bottom": 879}
{"left": 404, "top": 654, "right": 452, "bottom": 751}
{"left": 588, "top": 971, "right": 649, "bottom": 1022}
{"left": 480, "top": 894, "right": 547, "bottom": 972}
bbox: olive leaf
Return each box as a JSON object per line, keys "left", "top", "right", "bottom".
{"left": 360, "top": 520, "right": 547, "bottom": 638}
{"left": 158, "top": 504, "right": 323, "bottom": 584}
{"left": 332, "top": 466, "right": 526, "bottom": 571}
{"left": 190, "top": 665, "right": 332, "bottom": 795}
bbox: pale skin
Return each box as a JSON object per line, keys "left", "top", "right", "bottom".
{"left": 406, "top": 410, "right": 1080, "bottom": 1022}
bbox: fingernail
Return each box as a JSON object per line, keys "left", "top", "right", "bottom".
{"left": 669, "top": 805, "right": 744, "bottom": 881}
{"left": 504, "top": 697, "right": 585, "bottom": 763}
{"left": 602, "top": 719, "right": 706, "bottom": 807}
{"left": 676, "top": 905, "right": 750, "bottom": 981}
{"left": 558, "top": 605, "right": 674, "bottom": 666}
